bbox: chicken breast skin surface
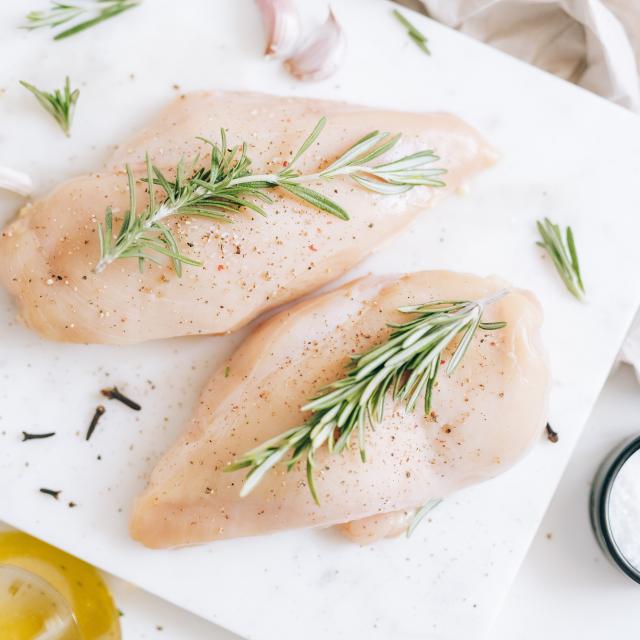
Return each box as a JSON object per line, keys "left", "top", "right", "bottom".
{"left": 130, "top": 271, "right": 549, "bottom": 548}
{"left": 0, "top": 91, "right": 494, "bottom": 344}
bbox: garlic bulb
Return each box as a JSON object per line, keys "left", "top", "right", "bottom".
{"left": 284, "top": 9, "right": 346, "bottom": 82}
{"left": 0, "top": 167, "right": 33, "bottom": 197}
{"left": 256, "top": 0, "right": 301, "bottom": 59}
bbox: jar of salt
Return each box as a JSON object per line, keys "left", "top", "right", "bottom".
{"left": 591, "top": 434, "right": 640, "bottom": 584}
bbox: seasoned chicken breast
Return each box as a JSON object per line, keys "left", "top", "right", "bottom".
{"left": 130, "top": 271, "right": 549, "bottom": 548}
{"left": 0, "top": 91, "right": 494, "bottom": 344}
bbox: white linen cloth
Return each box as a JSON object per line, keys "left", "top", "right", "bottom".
{"left": 408, "top": 0, "right": 640, "bottom": 374}
{"left": 416, "top": 0, "right": 640, "bottom": 111}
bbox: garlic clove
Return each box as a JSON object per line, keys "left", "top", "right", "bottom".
{"left": 284, "top": 9, "right": 346, "bottom": 82}
{"left": 0, "top": 167, "right": 33, "bottom": 197}
{"left": 256, "top": 0, "right": 302, "bottom": 59}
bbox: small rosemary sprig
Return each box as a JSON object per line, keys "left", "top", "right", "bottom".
{"left": 24, "top": 0, "right": 140, "bottom": 41}
{"left": 226, "top": 290, "right": 507, "bottom": 503}
{"left": 393, "top": 9, "right": 431, "bottom": 56}
{"left": 20, "top": 77, "right": 79, "bottom": 137}
{"left": 536, "top": 217, "right": 585, "bottom": 300}
{"left": 95, "top": 117, "right": 446, "bottom": 274}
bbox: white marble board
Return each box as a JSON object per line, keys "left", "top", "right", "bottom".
{"left": 1, "top": 1, "right": 640, "bottom": 639}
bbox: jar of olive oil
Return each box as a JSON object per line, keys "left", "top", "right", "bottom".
{"left": 0, "top": 531, "right": 121, "bottom": 639}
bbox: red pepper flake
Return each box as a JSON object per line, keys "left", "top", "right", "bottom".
{"left": 282, "top": 160, "right": 289, "bottom": 167}
{"left": 217, "top": 264, "right": 225, "bottom": 271}
{"left": 440, "top": 359, "right": 446, "bottom": 365}
{"left": 309, "top": 244, "right": 318, "bottom": 252}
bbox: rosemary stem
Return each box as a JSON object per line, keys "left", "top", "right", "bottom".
{"left": 288, "top": 170, "right": 351, "bottom": 184}
{"left": 479, "top": 288, "right": 509, "bottom": 307}
{"left": 153, "top": 202, "right": 178, "bottom": 222}
{"left": 229, "top": 173, "right": 281, "bottom": 186}
{"left": 94, "top": 199, "right": 181, "bottom": 272}
{"left": 229, "top": 166, "right": 361, "bottom": 187}
{"left": 95, "top": 245, "right": 126, "bottom": 272}
{"left": 226, "top": 172, "right": 324, "bottom": 187}
{"left": 94, "top": 254, "right": 116, "bottom": 273}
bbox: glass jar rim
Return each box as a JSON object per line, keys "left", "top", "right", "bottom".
{"left": 0, "top": 563, "right": 81, "bottom": 639}
{"left": 591, "top": 433, "right": 640, "bottom": 584}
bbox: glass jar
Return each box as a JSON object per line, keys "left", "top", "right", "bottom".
{"left": 590, "top": 434, "right": 640, "bottom": 585}
{"left": 0, "top": 531, "right": 121, "bottom": 639}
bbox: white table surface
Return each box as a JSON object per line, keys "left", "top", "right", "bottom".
{"left": 492, "top": 363, "right": 640, "bottom": 639}
{"left": 55, "top": 363, "right": 640, "bottom": 639}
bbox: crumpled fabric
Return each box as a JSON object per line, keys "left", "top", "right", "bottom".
{"left": 416, "top": 0, "right": 640, "bottom": 111}
{"left": 620, "top": 309, "right": 640, "bottom": 372}
{"left": 409, "top": 0, "right": 640, "bottom": 375}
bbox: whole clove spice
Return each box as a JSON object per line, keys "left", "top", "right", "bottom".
{"left": 39, "top": 488, "right": 61, "bottom": 500}
{"left": 545, "top": 423, "right": 559, "bottom": 443}
{"left": 22, "top": 431, "right": 56, "bottom": 441}
{"left": 86, "top": 405, "right": 106, "bottom": 441}
{"left": 101, "top": 386, "right": 141, "bottom": 411}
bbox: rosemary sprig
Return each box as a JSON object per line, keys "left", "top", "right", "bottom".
{"left": 19, "top": 77, "right": 79, "bottom": 137}
{"left": 393, "top": 9, "right": 431, "bottom": 56}
{"left": 95, "top": 117, "right": 446, "bottom": 274}
{"left": 226, "top": 290, "right": 508, "bottom": 503}
{"left": 536, "top": 217, "right": 585, "bottom": 300}
{"left": 24, "top": 0, "right": 140, "bottom": 41}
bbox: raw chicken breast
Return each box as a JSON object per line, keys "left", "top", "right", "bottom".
{"left": 0, "top": 91, "right": 494, "bottom": 344}
{"left": 130, "top": 271, "right": 549, "bottom": 548}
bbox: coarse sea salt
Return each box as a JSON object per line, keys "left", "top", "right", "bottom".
{"left": 609, "top": 449, "right": 640, "bottom": 570}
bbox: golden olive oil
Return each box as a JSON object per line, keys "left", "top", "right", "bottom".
{"left": 0, "top": 564, "right": 80, "bottom": 639}
{"left": 0, "top": 531, "right": 121, "bottom": 639}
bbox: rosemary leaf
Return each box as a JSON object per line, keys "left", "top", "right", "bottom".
{"left": 393, "top": 9, "right": 431, "bottom": 56}
{"left": 407, "top": 498, "right": 442, "bottom": 537}
{"left": 19, "top": 77, "right": 79, "bottom": 136}
{"left": 280, "top": 182, "right": 349, "bottom": 220}
{"left": 536, "top": 217, "right": 585, "bottom": 301}
{"left": 227, "top": 290, "right": 508, "bottom": 503}
{"left": 290, "top": 117, "right": 327, "bottom": 167}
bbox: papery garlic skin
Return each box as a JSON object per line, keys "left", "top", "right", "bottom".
{"left": 256, "top": 0, "right": 301, "bottom": 59}
{"left": 0, "top": 167, "right": 33, "bottom": 197}
{"left": 285, "top": 9, "right": 346, "bottom": 82}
